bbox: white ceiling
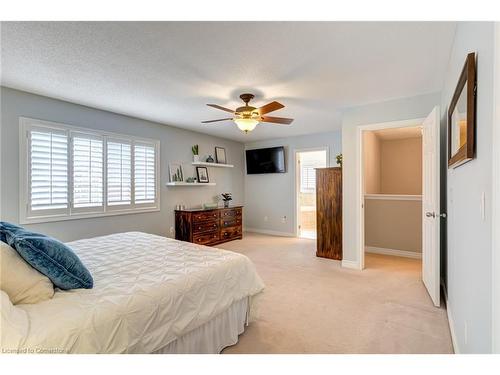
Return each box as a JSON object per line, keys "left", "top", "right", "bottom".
{"left": 0, "top": 22, "right": 456, "bottom": 142}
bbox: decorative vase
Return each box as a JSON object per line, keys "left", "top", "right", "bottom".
{"left": 223, "top": 201, "right": 230, "bottom": 208}
{"left": 193, "top": 154, "right": 200, "bottom": 163}
{"left": 206, "top": 155, "right": 214, "bottom": 163}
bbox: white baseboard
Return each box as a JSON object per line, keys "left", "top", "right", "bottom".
{"left": 341, "top": 260, "right": 362, "bottom": 270}
{"left": 365, "top": 246, "right": 422, "bottom": 259}
{"left": 441, "top": 281, "right": 459, "bottom": 354}
{"left": 244, "top": 227, "right": 295, "bottom": 237}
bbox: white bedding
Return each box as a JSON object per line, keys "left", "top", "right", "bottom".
{"left": 0, "top": 232, "right": 264, "bottom": 353}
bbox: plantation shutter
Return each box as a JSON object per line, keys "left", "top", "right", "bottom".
{"left": 134, "top": 143, "right": 156, "bottom": 204}
{"left": 300, "top": 160, "right": 321, "bottom": 193}
{"left": 106, "top": 140, "right": 132, "bottom": 206}
{"left": 29, "top": 129, "right": 69, "bottom": 212}
{"left": 72, "top": 134, "right": 104, "bottom": 210}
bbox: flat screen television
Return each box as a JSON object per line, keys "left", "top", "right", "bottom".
{"left": 246, "top": 146, "right": 286, "bottom": 174}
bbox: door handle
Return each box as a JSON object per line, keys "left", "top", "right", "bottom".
{"left": 426, "top": 212, "right": 447, "bottom": 218}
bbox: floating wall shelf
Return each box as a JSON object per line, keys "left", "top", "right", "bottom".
{"left": 166, "top": 182, "right": 216, "bottom": 187}
{"left": 192, "top": 162, "right": 234, "bottom": 168}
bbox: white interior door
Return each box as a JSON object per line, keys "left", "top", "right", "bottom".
{"left": 422, "top": 106, "right": 441, "bottom": 307}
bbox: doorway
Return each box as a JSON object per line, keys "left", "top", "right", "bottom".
{"left": 356, "top": 108, "right": 441, "bottom": 307}
{"left": 295, "top": 148, "right": 328, "bottom": 239}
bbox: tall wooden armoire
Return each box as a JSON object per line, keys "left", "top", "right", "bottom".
{"left": 316, "top": 167, "right": 342, "bottom": 260}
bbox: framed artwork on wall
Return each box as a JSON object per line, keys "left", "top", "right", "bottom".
{"left": 448, "top": 52, "right": 477, "bottom": 168}
{"left": 215, "top": 147, "right": 227, "bottom": 164}
{"left": 169, "top": 163, "right": 184, "bottom": 182}
{"left": 196, "top": 166, "right": 209, "bottom": 183}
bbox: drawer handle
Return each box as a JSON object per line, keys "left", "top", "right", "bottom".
{"left": 224, "top": 232, "right": 228, "bottom": 236}
{"left": 198, "top": 226, "right": 202, "bottom": 230}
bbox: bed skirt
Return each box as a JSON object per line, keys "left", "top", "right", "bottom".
{"left": 152, "top": 297, "right": 249, "bottom": 354}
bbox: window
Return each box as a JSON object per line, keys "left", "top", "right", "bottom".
{"left": 20, "top": 118, "right": 160, "bottom": 224}
{"left": 72, "top": 134, "right": 103, "bottom": 210}
{"left": 106, "top": 140, "right": 132, "bottom": 206}
{"left": 134, "top": 143, "right": 156, "bottom": 204}
{"left": 300, "top": 163, "right": 317, "bottom": 193}
{"left": 298, "top": 150, "right": 328, "bottom": 193}
{"left": 29, "top": 128, "right": 69, "bottom": 214}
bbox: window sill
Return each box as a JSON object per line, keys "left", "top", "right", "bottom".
{"left": 20, "top": 206, "right": 160, "bottom": 225}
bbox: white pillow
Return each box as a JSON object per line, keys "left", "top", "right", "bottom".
{"left": 0, "top": 290, "right": 29, "bottom": 352}
{"left": 0, "top": 241, "right": 54, "bottom": 304}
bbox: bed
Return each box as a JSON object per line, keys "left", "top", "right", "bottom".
{"left": 1, "top": 232, "right": 265, "bottom": 354}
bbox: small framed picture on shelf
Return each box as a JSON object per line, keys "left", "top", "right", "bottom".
{"left": 169, "top": 163, "right": 184, "bottom": 182}
{"left": 196, "top": 166, "right": 209, "bottom": 183}
{"left": 215, "top": 147, "right": 227, "bottom": 164}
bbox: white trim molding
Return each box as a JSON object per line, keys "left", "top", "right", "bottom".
{"left": 442, "top": 282, "right": 459, "bottom": 354}
{"left": 244, "top": 228, "right": 295, "bottom": 237}
{"left": 365, "top": 246, "right": 422, "bottom": 259}
{"left": 492, "top": 22, "right": 500, "bottom": 354}
{"left": 341, "top": 260, "right": 362, "bottom": 270}
{"left": 364, "top": 194, "right": 422, "bottom": 201}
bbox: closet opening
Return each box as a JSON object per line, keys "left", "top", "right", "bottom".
{"left": 362, "top": 126, "right": 423, "bottom": 267}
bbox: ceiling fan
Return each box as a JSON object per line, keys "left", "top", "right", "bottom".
{"left": 202, "top": 93, "right": 294, "bottom": 133}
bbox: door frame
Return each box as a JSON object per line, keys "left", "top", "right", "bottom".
{"left": 356, "top": 118, "right": 424, "bottom": 270}
{"left": 492, "top": 22, "right": 500, "bottom": 354}
{"left": 294, "top": 146, "right": 330, "bottom": 238}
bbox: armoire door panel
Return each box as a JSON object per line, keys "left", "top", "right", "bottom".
{"left": 316, "top": 167, "right": 342, "bottom": 260}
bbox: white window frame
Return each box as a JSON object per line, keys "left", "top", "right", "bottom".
{"left": 19, "top": 117, "right": 160, "bottom": 224}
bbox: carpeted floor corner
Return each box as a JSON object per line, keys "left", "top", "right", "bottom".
{"left": 218, "top": 232, "right": 453, "bottom": 354}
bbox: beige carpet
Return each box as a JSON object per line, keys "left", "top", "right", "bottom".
{"left": 218, "top": 232, "right": 453, "bottom": 354}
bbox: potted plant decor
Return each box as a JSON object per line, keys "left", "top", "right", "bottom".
{"left": 221, "top": 193, "right": 232, "bottom": 208}
{"left": 336, "top": 153, "right": 343, "bottom": 167}
{"left": 192, "top": 144, "right": 199, "bottom": 162}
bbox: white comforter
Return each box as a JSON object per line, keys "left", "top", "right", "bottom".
{"left": 0, "top": 232, "right": 264, "bottom": 353}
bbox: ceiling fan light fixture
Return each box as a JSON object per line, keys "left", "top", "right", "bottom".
{"left": 234, "top": 118, "right": 259, "bottom": 133}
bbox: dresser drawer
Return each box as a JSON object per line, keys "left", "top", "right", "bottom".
{"left": 193, "top": 211, "right": 219, "bottom": 223}
{"left": 193, "top": 232, "right": 219, "bottom": 245}
{"left": 220, "top": 208, "right": 242, "bottom": 219}
{"left": 220, "top": 217, "right": 242, "bottom": 228}
{"left": 193, "top": 220, "right": 219, "bottom": 234}
{"left": 220, "top": 226, "right": 242, "bottom": 240}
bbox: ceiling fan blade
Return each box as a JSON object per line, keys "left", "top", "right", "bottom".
{"left": 256, "top": 101, "right": 285, "bottom": 115}
{"left": 261, "top": 116, "right": 294, "bottom": 125}
{"left": 201, "top": 118, "right": 233, "bottom": 123}
{"left": 207, "top": 104, "right": 235, "bottom": 114}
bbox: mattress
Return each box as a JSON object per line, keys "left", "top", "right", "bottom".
{"left": 1, "top": 232, "right": 264, "bottom": 353}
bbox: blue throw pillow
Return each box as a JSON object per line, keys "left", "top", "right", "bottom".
{"left": 0, "top": 221, "right": 24, "bottom": 244}
{"left": 1, "top": 222, "right": 93, "bottom": 290}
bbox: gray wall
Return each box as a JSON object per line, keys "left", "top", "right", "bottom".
{"left": 341, "top": 92, "right": 441, "bottom": 265}
{"left": 244, "top": 131, "right": 342, "bottom": 235}
{"left": 0, "top": 87, "right": 245, "bottom": 241}
{"left": 440, "top": 22, "right": 495, "bottom": 353}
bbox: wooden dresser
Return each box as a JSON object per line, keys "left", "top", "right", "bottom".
{"left": 175, "top": 206, "right": 243, "bottom": 246}
{"left": 316, "top": 167, "right": 342, "bottom": 260}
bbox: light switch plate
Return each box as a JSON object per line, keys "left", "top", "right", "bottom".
{"left": 481, "top": 192, "right": 486, "bottom": 221}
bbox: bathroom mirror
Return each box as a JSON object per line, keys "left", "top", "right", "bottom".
{"left": 448, "top": 52, "right": 476, "bottom": 168}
